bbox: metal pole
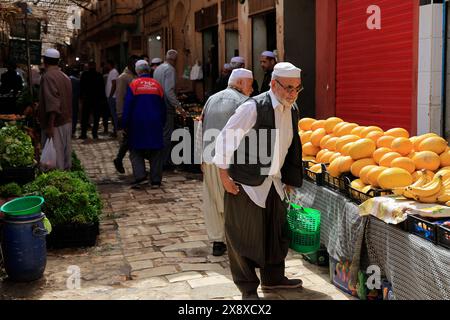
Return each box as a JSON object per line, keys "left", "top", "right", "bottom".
{"left": 24, "top": 4, "right": 33, "bottom": 101}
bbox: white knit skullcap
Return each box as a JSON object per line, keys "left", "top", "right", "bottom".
{"left": 228, "top": 68, "right": 253, "bottom": 85}
{"left": 230, "top": 56, "right": 245, "bottom": 64}
{"left": 135, "top": 60, "right": 149, "bottom": 69}
{"left": 43, "top": 48, "right": 60, "bottom": 59}
{"left": 151, "top": 58, "right": 162, "bottom": 64}
{"left": 261, "top": 51, "right": 276, "bottom": 59}
{"left": 272, "top": 62, "right": 301, "bottom": 78}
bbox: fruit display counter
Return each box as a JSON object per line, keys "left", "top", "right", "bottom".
{"left": 294, "top": 180, "right": 450, "bottom": 300}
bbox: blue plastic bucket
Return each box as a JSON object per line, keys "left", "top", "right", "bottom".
{"left": 0, "top": 212, "right": 47, "bottom": 282}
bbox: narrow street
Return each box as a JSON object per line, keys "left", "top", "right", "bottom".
{"left": 0, "top": 136, "right": 350, "bottom": 300}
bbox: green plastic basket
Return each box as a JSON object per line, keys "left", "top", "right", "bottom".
{"left": 0, "top": 196, "right": 44, "bottom": 216}
{"left": 287, "top": 203, "right": 321, "bottom": 254}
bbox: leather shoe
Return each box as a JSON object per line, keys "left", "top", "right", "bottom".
{"left": 242, "top": 292, "right": 260, "bottom": 300}
{"left": 212, "top": 242, "right": 227, "bottom": 256}
{"left": 114, "top": 158, "right": 125, "bottom": 174}
{"left": 261, "top": 277, "right": 303, "bottom": 290}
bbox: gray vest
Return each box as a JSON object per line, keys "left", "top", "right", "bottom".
{"left": 228, "top": 92, "right": 303, "bottom": 187}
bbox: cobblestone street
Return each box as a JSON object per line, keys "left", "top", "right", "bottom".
{"left": 0, "top": 137, "right": 352, "bottom": 300}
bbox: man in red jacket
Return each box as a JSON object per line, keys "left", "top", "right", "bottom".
{"left": 122, "top": 60, "right": 166, "bottom": 189}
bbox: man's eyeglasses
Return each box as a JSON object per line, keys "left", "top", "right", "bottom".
{"left": 275, "top": 79, "right": 304, "bottom": 94}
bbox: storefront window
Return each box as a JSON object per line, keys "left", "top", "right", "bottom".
{"left": 252, "top": 11, "right": 276, "bottom": 88}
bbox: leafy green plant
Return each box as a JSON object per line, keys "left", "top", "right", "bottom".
{"left": 24, "top": 170, "right": 102, "bottom": 225}
{"left": 71, "top": 151, "right": 84, "bottom": 172}
{"left": 0, "top": 123, "right": 35, "bottom": 170}
{"left": 0, "top": 183, "right": 23, "bottom": 198}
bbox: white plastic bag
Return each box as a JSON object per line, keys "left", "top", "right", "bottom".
{"left": 40, "top": 138, "right": 57, "bottom": 171}
{"left": 190, "top": 63, "right": 203, "bottom": 81}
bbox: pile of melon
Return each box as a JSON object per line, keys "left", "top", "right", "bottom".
{"left": 299, "top": 117, "right": 450, "bottom": 205}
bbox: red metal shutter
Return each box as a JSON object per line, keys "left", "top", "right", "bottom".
{"left": 336, "top": 0, "right": 417, "bottom": 133}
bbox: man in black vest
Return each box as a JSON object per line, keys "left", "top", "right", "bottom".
{"left": 259, "top": 51, "right": 277, "bottom": 93}
{"left": 213, "top": 62, "right": 304, "bottom": 300}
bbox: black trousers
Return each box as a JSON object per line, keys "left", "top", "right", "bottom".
{"left": 81, "top": 100, "right": 100, "bottom": 138}
{"left": 224, "top": 185, "right": 290, "bottom": 295}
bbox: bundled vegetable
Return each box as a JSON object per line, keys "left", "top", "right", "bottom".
{"left": 24, "top": 170, "right": 102, "bottom": 225}
{"left": 0, "top": 123, "right": 35, "bottom": 170}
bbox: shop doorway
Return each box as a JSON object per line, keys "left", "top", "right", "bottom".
{"left": 202, "top": 26, "right": 219, "bottom": 99}
{"left": 148, "top": 32, "right": 163, "bottom": 61}
{"left": 252, "top": 11, "right": 276, "bottom": 89}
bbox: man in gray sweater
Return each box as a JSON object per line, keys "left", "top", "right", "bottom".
{"left": 199, "top": 68, "right": 254, "bottom": 256}
{"left": 153, "top": 49, "right": 186, "bottom": 171}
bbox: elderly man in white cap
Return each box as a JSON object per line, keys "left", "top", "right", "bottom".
{"left": 122, "top": 59, "right": 166, "bottom": 189}
{"left": 230, "top": 56, "right": 259, "bottom": 97}
{"left": 260, "top": 51, "right": 277, "bottom": 93}
{"left": 199, "top": 68, "right": 254, "bottom": 257}
{"left": 213, "top": 62, "right": 304, "bottom": 300}
{"left": 153, "top": 49, "right": 186, "bottom": 171}
{"left": 150, "top": 57, "right": 163, "bottom": 77}
{"left": 39, "top": 48, "right": 73, "bottom": 170}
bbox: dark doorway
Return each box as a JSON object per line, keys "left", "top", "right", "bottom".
{"left": 202, "top": 26, "right": 219, "bottom": 100}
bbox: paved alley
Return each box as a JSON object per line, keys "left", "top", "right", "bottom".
{"left": 0, "top": 136, "right": 352, "bottom": 300}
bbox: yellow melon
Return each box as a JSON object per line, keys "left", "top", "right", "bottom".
{"left": 335, "top": 135, "right": 360, "bottom": 153}
{"left": 309, "top": 163, "right": 322, "bottom": 173}
{"left": 351, "top": 179, "right": 366, "bottom": 191}
{"left": 311, "top": 120, "right": 326, "bottom": 131}
{"left": 362, "top": 185, "right": 373, "bottom": 194}
{"left": 440, "top": 150, "right": 450, "bottom": 167}
{"left": 324, "top": 117, "right": 344, "bottom": 134}
{"left": 390, "top": 157, "right": 416, "bottom": 174}
{"left": 366, "top": 131, "right": 384, "bottom": 144}
{"left": 360, "top": 165, "right": 379, "bottom": 185}
{"left": 413, "top": 133, "right": 439, "bottom": 151}
{"left": 329, "top": 152, "right": 342, "bottom": 163}
{"left": 327, "top": 157, "right": 343, "bottom": 178}
{"left": 335, "top": 123, "right": 359, "bottom": 137}
{"left": 351, "top": 126, "right": 367, "bottom": 137}
{"left": 303, "top": 142, "right": 320, "bottom": 156}
{"left": 417, "top": 136, "right": 448, "bottom": 155}
{"left": 377, "top": 168, "right": 413, "bottom": 190}
{"left": 391, "top": 137, "right": 414, "bottom": 156}
{"left": 298, "top": 118, "right": 316, "bottom": 131}
{"left": 351, "top": 158, "right": 377, "bottom": 177}
{"left": 348, "top": 139, "right": 377, "bottom": 160}
{"left": 320, "top": 151, "right": 335, "bottom": 164}
{"left": 361, "top": 126, "right": 383, "bottom": 138}
{"left": 339, "top": 156, "right": 355, "bottom": 173}
{"left": 324, "top": 137, "right": 339, "bottom": 151}
{"left": 332, "top": 122, "right": 349, "bottom": 135}
{"left": 373, "top": 148, "right": 392, "bottom": 164}
{"left": 376, "top": 135, "right": 395, "bottom": 149}
{"left": 300, "top": 131, "right": 313, "bottom": 145}
{"left": 315, "top": 149, "right": 329, "bottom": 163}
{"left": 412, "top": 151, "right": 441, "bottom": 171}
{"left": 320, "top": 135, "right": 333, "bottom": 149}
{"left": 385, "top": 128, "right": 410, "bottom": 139}
{"left": 368, "top": 166, "right": 389, "bottom": 187}
{"left": 310, "top": 128, "right": 327, "bottom": 147}
{"left": 379, "top": 152, "right": 402, "bottom": 167}
{"left": 341, "top": 142, "right": 355, "bottom": 156}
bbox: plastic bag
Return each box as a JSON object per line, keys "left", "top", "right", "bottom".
{"left": 40, "top": 138, "right": 56, "bottom": 171}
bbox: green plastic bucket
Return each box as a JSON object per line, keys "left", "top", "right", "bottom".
{"left": 287, "top": 203, "right": 321, "bottom": 254}
{"left": 0, "top": 196, "right": 44, "bottom": 217}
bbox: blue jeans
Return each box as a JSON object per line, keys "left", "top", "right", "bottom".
{"left": 108, "top": 97, "right": 118, "bottom": 133}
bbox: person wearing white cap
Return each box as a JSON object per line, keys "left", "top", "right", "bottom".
{"left": 230, "top": 56, "right": 259, "bottom": 96}
{"left": 212, "top": 62, "right": 304, "bottom": 300}
{"left": 150, "top": 57, "right": 163, "bottom": 77}
{"left": 39, "top": 48, "right": 73, "bottom": 170}
{"left": 197, "top": 68, "right": 254, "bottom": 257}
{"left": 260, "top": 51, "right": 277, "bottom": 93}
{"left": 153, "top": 49, "right": 186, "bottom": 171}
{"left": 122, "top": 59, "right": 166, "bottom": 189}
{"left": 214, "top": 63, "right": 233, "bottom": 93}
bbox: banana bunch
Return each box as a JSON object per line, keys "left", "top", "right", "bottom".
{"left": 401, "top": 169, "right": 450, "bottom": 204}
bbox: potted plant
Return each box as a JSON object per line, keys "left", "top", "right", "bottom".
{"left": 0, "top": 123, "right": 36, "bottom": 185}
{"left": 24, "top": 170, "right": 102, "bottom": 249}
